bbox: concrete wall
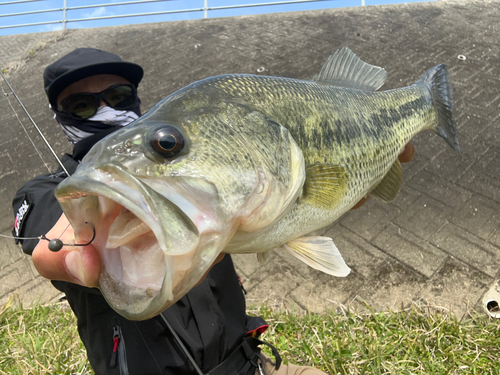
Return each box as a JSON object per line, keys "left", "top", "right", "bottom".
{"left": 0, "top": 0, "right": 499, "bottom": 316}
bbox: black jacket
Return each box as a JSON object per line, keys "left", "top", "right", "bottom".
{"left": 12, "top": 129, "right": 267, "bottom": 375}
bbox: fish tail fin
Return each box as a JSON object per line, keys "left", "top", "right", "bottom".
{"left": 417, "top": 64, "right": 460, "bottom": 153}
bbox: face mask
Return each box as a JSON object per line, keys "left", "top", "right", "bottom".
{"left": 53, "top": 99, "right": 141, "bottom": 144}
{"left": 86, "top": 105, "right": 139, "bottom": 126}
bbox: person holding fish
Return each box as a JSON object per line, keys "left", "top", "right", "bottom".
{"left": 12, "top": 47, "right": 421, "bottom": 375}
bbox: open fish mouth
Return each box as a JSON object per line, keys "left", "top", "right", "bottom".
{"left": 97, "top": 200, "right": 168, "bottom": 309}
{"left": 56, "top": 165, "right": 200, "bottom": 319}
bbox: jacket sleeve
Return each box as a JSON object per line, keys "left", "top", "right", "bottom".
{"left": 12, "top": 173, "right": 65, "bottom": 255}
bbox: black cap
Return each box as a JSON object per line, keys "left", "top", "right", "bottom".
{"left": 44, "top": 48, "right": 144, "bottom": 107}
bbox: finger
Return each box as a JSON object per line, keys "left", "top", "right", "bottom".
{"left": 32, "top": 245, "right": 101, "bottom": 287}
{"left": 350, "top": 196, "right": 369, "bottom": 210}
{"left": 32, "top": 215, "right": 101, "bottom": 287}
{"left": 399, "top": 143, "right": 415, "bottom": 163}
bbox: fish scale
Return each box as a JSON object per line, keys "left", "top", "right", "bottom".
{"left": 218, "top": 81, "right": 416, "bottom": 183}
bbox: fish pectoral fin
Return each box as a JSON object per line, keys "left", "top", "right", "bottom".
{"left": 369, "top": 159, "right": 403, "bottom": 203}
{"left": 301, "top": 163, "right": 348, "bottom": 209}
{"left": 312, "top": 47, "right": 387, "bottom": 91}
{"left": 282, "top": 236, "right": 351, "bottom": 277}
{"left": 257, "top": 251, "right": 270, "bottom": 265}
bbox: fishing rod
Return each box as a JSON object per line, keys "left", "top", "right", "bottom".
{"left": 0, "top": 70, "right": 69, "bottom": 176}
{"left": 0, "top": 70, "right": 83, "bottom": 251}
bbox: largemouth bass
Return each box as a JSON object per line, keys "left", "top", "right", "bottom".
{"left": 55, "top": 47, "right": 459, "bottom": 320}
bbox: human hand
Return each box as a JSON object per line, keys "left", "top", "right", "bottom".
{"left": 32, "top": 214, "right": 101, "bottom": 287}
{"left": 350, "top": 142, "right": 415, "bottom": 210}
{"left": 32, "top": 214, "right": 225, "bottom": 288}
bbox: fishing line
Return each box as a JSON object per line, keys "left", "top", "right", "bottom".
{"left": 159, "top": 313, "right": 205, "bottom": 375}
{"left": 0, "top": 80, "right": 52, "bottom": 174}
{"left": 0, "top": 70, "right": 69, "bottom": 176}
{"left": 0, "top": 223, "right": 96, "bottom": 252}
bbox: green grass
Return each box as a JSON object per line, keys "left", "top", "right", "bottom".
{"left": 1, "top": 296, "right": 500, "bottom": 374}
{"left": 0, "top": 296, "right": 91, "bottom": 375}
{"left": 253, "top": 302, "right": 500, "bottom": 375}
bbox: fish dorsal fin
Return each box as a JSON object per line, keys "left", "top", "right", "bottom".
{"left": 301, "top": 163, "right": 348, "bottom": 209}
{"left": 312, "top": 47, "right": 387, "bottom": 91}
{"left": 282, "top": 236, "right": 351, "bottom": 277}
{"left": 369, "top": 159, "right": 403, "bottom": 202}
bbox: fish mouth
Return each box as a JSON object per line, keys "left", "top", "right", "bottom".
{"left": 56, "top": 164, "right": 200, "bottom": 320}
{"left": 95, "top": 200, "right": 169, "bottom": 312}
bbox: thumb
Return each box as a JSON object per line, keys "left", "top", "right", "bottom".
{"left": 64, "top": 246, "right": 101, "bottom": 287}
{"left": 32, "top": 244, "right": 101, "bottom": 288}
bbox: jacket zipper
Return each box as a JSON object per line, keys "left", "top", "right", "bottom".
{"left": 110, "top": 318, "right": 129, "bottom": 375}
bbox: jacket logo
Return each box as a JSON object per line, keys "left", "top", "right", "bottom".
{"left": 13, "top": 197, "right": 32, "bottom": 242}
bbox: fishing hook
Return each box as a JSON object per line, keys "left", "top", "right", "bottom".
{"left": 45, "top": 223, "right": 96, "bottom": 252}
{"left": 0, "top": 70, "right": 69, "bottom": 176}
{"left": 0, "top": 223, "right": 96, "bottom": 252}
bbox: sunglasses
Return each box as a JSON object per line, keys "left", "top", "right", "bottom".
{"left": 57, "top": 84, "right": 138, "bottom": 120}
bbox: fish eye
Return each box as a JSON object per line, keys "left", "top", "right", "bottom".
{"left": 150, "top": 125, "right": 185, "bottom": 158}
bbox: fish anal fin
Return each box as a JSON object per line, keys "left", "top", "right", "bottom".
{"left": 369, "top": 159, "right": 403, "bottom": 203}
{"left": 312, "top": 47, "right": 387, "bottom": 91}
{"left": 257, "top": 251, "right": 270, "bottom": 265}
{"left": 301, "top": 163, "right": 348, "bottom": 209}
{"left": 283, "top": 236, "right": 350, "bottom": 277}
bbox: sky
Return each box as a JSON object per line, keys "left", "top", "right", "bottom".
{"left": 0, "top": 0, "right": 434, "bottom": 37}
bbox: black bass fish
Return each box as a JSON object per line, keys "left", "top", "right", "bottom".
{"left": 55, "top": 47, "right": 459, "bottom": 320}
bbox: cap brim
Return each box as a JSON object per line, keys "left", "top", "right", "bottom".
{"left": 47, "top": 61, "right": 144, "bottom": 107}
